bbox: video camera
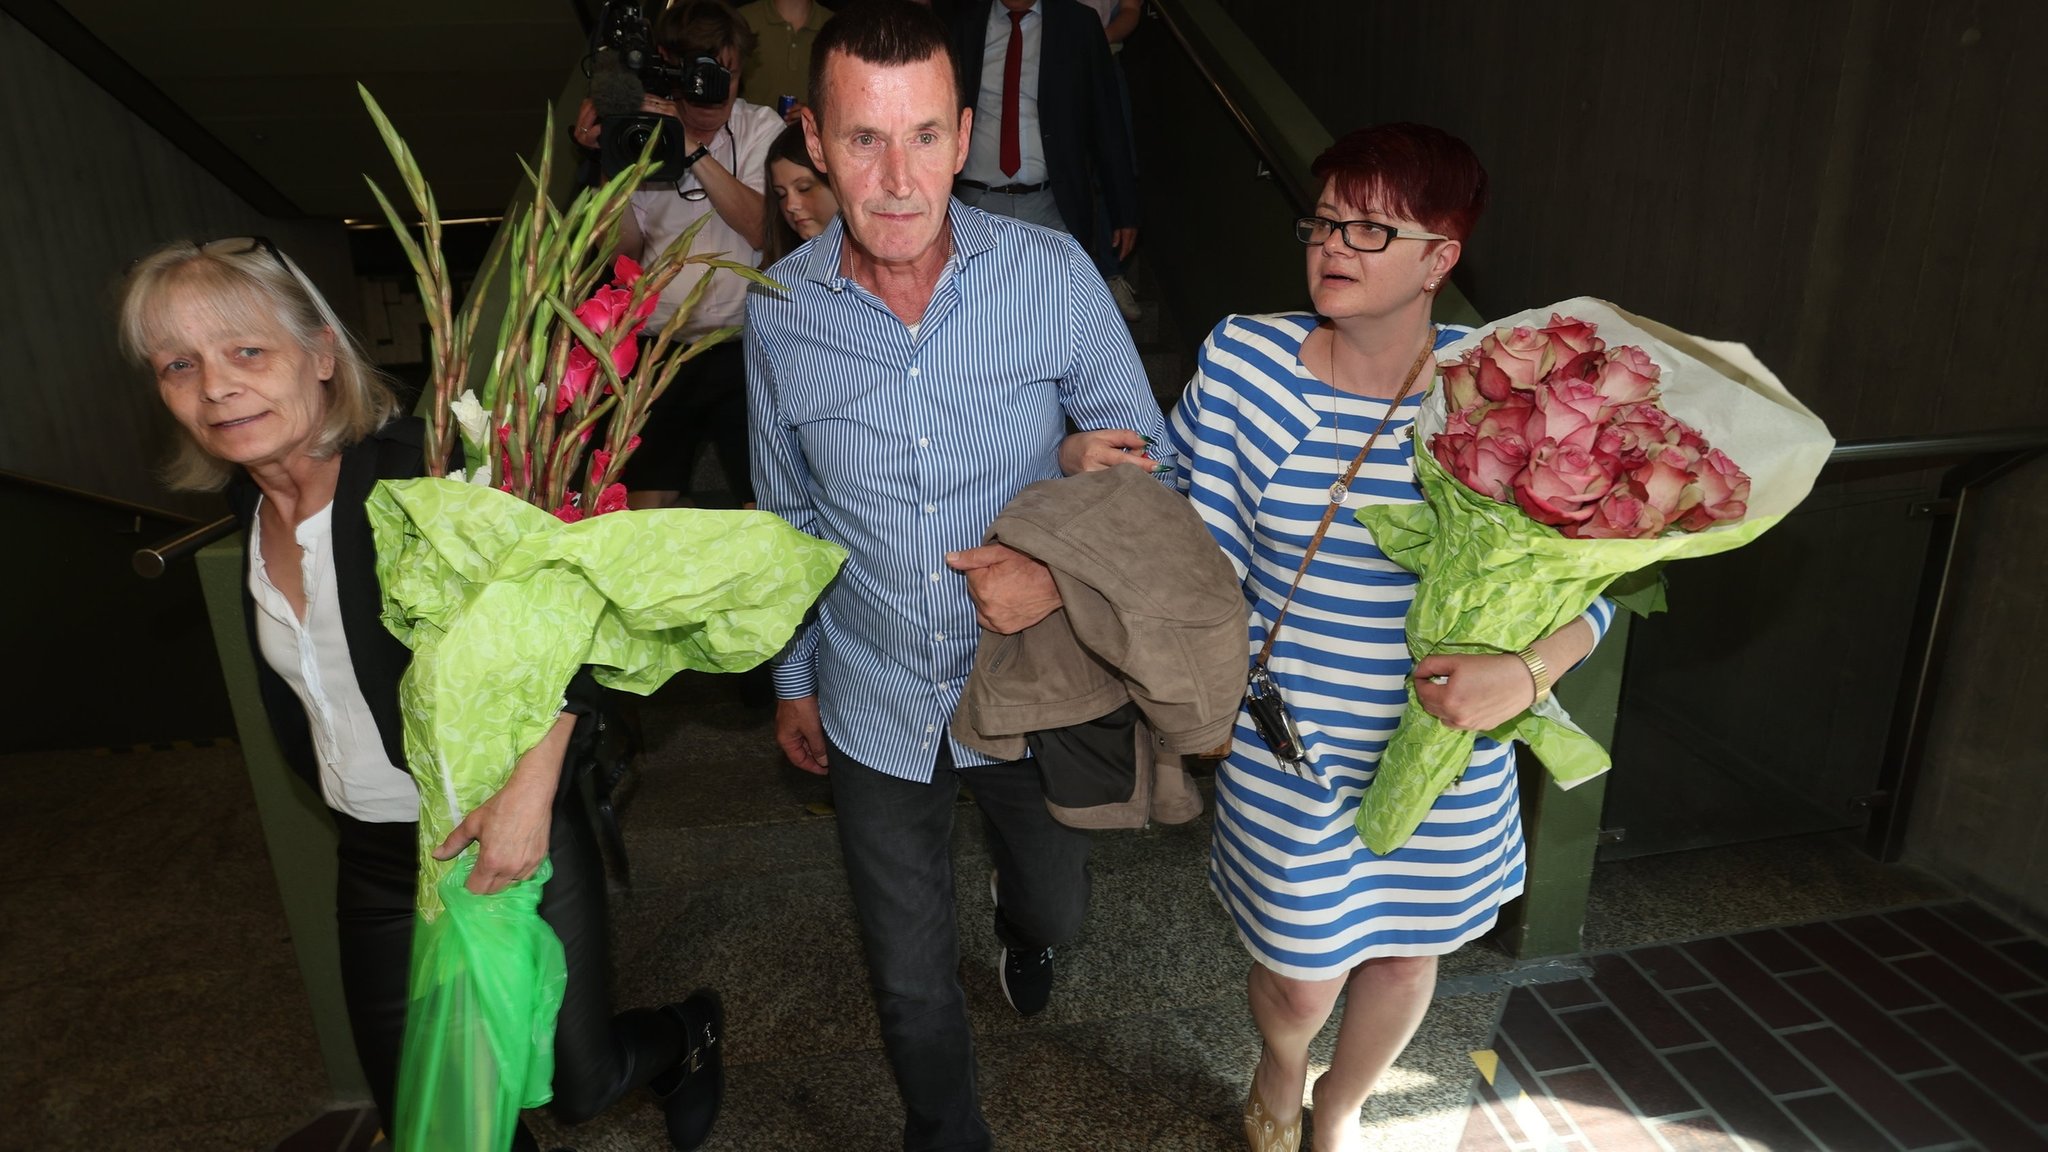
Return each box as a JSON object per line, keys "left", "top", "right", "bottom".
{"left": 587, "top": 0, "right": 734, "bottom": 180}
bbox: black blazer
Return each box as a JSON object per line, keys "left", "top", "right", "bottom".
{"left": 951, "top": 0, "right": 1138, "bottom": 246}
{"left": 229, "top": 419, "right": 428, "bottom": 795}
{"left": 228, "top": 418, "right": 603, "bottom": 804}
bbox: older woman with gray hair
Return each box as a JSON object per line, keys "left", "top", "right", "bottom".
{"left": 119, "top": 236, "right": 723, "bottom": 1152}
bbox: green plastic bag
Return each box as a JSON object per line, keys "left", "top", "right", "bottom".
{"left": 1350, "top": 298, "right": 1833, "bottom": 856}
{"left": 393, "top": 855, "right": 565, "bottom": 1152}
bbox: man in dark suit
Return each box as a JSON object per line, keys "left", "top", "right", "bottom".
{"left": 949, "top": 0, "right": 1137, "bottom": 268}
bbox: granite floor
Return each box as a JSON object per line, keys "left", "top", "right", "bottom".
{"left": 0, "top": 668, "right": 2011, "bottom": 1152}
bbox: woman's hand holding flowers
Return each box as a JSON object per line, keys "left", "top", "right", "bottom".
{"left": 1413, "top": 618, "right": 1594, "bottom": 732}
{"left": 432, "top": 712, "right": 577, "bottom": 894}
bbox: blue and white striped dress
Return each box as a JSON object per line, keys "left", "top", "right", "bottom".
{"left": 1169, "top": 313, "right": 1615, "bottom": 979}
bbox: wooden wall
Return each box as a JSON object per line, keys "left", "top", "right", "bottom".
{"left": 1, "top": 12, "right": 356, "bottom": 520}
{"left": 1216, "top": 0, "right": 2047, "bottom": 918}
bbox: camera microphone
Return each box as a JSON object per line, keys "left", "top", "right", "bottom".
{"left": 590, "top": 50, "right": 646, "bottom": 118}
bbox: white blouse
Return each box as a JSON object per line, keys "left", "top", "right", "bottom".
{"left": 249, "top": 499, "right": 420, "bottom": 823}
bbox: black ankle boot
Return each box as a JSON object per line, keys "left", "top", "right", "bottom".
{"left": 648, "top": 988, "right": 724, "bottom": 1151}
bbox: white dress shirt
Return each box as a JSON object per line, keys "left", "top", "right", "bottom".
{"left": 250, "top": 500, "right": 420, "bottom": 823}
{"left": 963, "top": 0, "right": 1047, "bottom": 186}
{"left": 630, "top": 98, "right": 784, "bottom": 334}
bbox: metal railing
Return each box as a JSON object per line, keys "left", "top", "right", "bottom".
{"left": 1821, "top": 428, "right": 2048, "bottom": 861}
{"left": 132, "top": 515, "right": 237, "bottom": 578}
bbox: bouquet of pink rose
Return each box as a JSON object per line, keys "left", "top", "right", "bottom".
{"left": 1352, "top": 299, "right": 1832, "bottom": 855}
{"left": 1433, "top": 316, "right": 1753, "bottom": 540}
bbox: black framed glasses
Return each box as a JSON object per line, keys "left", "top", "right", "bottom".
{"left": 1293, "top": 216, "right": 1448, "bottom": 253}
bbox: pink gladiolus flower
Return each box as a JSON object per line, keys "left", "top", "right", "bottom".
{"left": 1514, "top": 441, "right": 1612, "bottom": 527}
{"left": 552, "top": 496, "right": 584, "bottom": 523}
{"left": 589, "top": 448, "right": 614, "bottom": 485}
{"left": 613, "top": 254, "right": 643, "bottom": 287}
{"left": 593, "top": 483, "right": 629, "bottom": 517}
{"left": 1675, "top": 447, "right": 1750, "bottom": 531}
{"left": 558, "top": 346, "right": 598, "bottom": 414}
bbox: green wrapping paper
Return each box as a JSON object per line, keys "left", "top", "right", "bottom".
{"left": 365, "top": 477, "right": 845, "bottom": 1149}
{"left": 1350, "top": 298, "right": 1833, "bottom": 856}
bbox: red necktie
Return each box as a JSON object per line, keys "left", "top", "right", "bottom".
{"left": 999, "top": 8, "right": 1025, "bottom": 177}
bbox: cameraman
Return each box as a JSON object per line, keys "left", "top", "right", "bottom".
{"left": 575, "top": 0, "right": 780, "bottom": 510}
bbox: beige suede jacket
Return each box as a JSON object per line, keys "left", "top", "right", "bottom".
{"left": 952, "top": 466, "right": 1248, "bottom": 828}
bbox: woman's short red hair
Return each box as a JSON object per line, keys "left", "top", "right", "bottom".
{"left": 1312, "top": 123, "right": 1489, "bottom": 242}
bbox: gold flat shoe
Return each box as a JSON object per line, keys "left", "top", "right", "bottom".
{"left": 1243, "top": 1074, "right": 1302, "bottom": 1152}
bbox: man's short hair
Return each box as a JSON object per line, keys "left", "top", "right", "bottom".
{"left": 807, "top": 0, "right": 959, "bottom": 121}
{"left": 657, "top": 0, "right": 756, "bottom": 66}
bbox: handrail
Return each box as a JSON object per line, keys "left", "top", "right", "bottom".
{"left": 133, "top": 515, "right": 238, "bottom": 579}
{"left": 1826, "top": 427, "right": 2048, "bottom": 466}
{"left": 1147, "top": 0, "right": 1325, "bottom": 212}
{"left": 1, "top": 466, "right": 200, "bottom": 524}
{"left": 1147, "top": 0, "right": 1482, "bottom": 327}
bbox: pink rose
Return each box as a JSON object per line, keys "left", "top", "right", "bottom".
{"left": 1631, "top": 444, "right": 1702, "bottom": 524}
{"left": 593, "top": 482, "right": 630, "bottom": 517}
{"left": 1443, "top": 403, "right": 1484, "bottom": 439}
{"left": 1479, "top": 326, "right": 1553, "bottom": 391}
{"left": 1598, "top": 402, "right": 1677, "bottom": 469}
{"left": 1570, "top": 486, "right": 1666, "bottom": 540}
{"left": 1443, "top": 357, "right": 1485, "bottom": 413}
{"left": 1525, "top": 377, "right": 1608, "bottom": 452}
{"left": 1675, "top": 447, "right": 1750, "bottom": 532}
{"left": 1476, "top": 391, "right": 1536, "bottom": 442}
{"left": 1514, "top": 441, "right": 1612, "bottom": 527}
{"left": 1590, "top": 345, "right": 1660, "bottom": 410}
{"left": 1433, "top": 432, "right": 1526, "bottom": 504}
{"left": 1538, "top": 315, "right": 1603, "bottom": 362}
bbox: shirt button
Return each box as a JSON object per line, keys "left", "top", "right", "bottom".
{"left": 929, "top": 571, "right": 942, "bottom": 582}
{"left": 926, "top": 724, "right": 937, "bottom": 734}
{"left": 909, "top": 367, "right": 921, "bottom": 378}
{"left": 924, "top": 503, "right": 936, "bottom": 514}
{"left": 922, "top": 741, "right": 931, "bottom": 750}
{"left": 918, "top": 436, "right": 930, "bottom": 448}
{"left": 933, "top": 631, "right": 945, "bottom": 641}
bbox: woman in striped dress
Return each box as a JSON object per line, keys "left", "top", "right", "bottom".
{"left": 1165, "top": 126, "right": 1613, "bottom": 1151}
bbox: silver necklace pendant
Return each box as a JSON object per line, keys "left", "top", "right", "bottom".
{"left": 1329, "top": 479, "right": 1349, "bottom": 503}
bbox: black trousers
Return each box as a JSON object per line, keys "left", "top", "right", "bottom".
{"left": 333, "top": 779, "right": 680, "bottom": 1147}
{"left": 826, "top": 743, "right": 1093, "bottom": 1152}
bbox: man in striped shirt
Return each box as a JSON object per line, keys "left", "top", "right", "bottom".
{"left": 743, "top": 3, "right": 1168, "bottom": 1147}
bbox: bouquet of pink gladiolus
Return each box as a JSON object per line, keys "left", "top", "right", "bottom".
{"left": 1352, "top": 298, "right": 1832, "bottom": 855}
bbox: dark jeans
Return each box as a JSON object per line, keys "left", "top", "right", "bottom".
{"left": 333, "top": 773, "right": 680, "bottom": 1148}
{"left": 827, "top": 743, "right": 1093, "bottom": 1152}
{"left": 619, "top": 339, "right": 751, "bottom": 504}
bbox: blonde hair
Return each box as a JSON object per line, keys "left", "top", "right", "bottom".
{"left": 118, "top": 237, "right": 399, "bottom": 491}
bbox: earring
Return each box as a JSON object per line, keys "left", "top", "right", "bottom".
{"left": 1425, "top": 280, "right": 1439, "bottom": 291}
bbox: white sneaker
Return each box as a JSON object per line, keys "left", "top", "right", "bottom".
{"left": 1107, "top": 275, "right": 1142, "bottom": 324}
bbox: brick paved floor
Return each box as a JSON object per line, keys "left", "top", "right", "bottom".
{"left": 1457, "top": 901, "right": 2048, "bottom": 1152}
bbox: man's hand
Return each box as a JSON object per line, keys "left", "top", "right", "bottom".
{"left": 946, "top": 543, "right": 1061, "bottom": 634}
{"left": 433, "top": 712, "right": 574, "bottom": 895}
{"left": 1112, "top": 227, "right": 1138, "bottom": 261}
{"left": 776, "top": 695, "right": 830, "bottom": 775}
{"left": 1059, "top": 427, "right": 1156, "bottom": 475}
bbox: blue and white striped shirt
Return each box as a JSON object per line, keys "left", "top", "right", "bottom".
{"left": 746, "top": 203, "right": 1171, "bottom": 782}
